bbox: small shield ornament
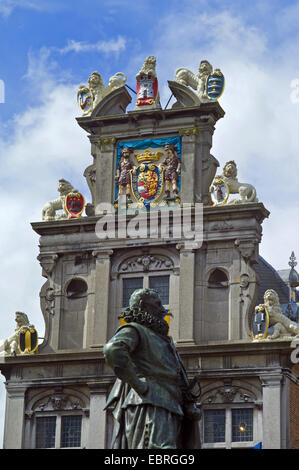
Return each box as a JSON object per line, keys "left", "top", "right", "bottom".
{"left": 251, "top": 306, "right": 270, "bottom": 339}
{"left": 211, "top": 177, "right": 229, "bottom": 205}
{"left": 77, "top": 86, "right": 93, "bottom": 115}
{"left": 136, "top": 74, "right": 158, "bottom": 107}
{"left": 18, "top": 327, "right": 38, "bottom": 354}
{"left": 65, "top": 192, "right": 85, "bottom": 219}
{"left": 206, "top": 70, "right": 225, "bottom": 100}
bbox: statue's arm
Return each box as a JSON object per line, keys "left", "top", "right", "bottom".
{"left": 104, "top": 326, "right": 148, "bottom": 396}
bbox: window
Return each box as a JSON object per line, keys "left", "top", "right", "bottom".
{"left": 61, "top": 415, "right": 82, "bottom": 448}
{"left": 122, "top": 277, "right": 143, "bottom": 307}
{"left": 36, "top": 416, "right": 56, "bottom": 449}
{"left": 149, "top": 276, "right": 170, "bottom": 305}
{"left": 232, "top": 409, "right": 253, "bottom": 442}
{"left": 203, "top": 408, "right": 254, "bottom": 448}
{"left": 204, "top": 410, "right": 226, "bottom": 443}
{"left": 122, "top": 276, "right": 170, "bottom": 307}
{"left": 35, "top": 414, "right": 83, "bottom": 449}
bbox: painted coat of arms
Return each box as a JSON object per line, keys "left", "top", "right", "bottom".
{"left": 251, "top": 305, "right": 270, "bottom": 340}
{"left": 131, "top": 162, "right": 164, "bottom": 207}
{"left": 210, "top": 177, "right": 229, "bottom": 205}
{"left": 206, "top": 69, "right": 225, "bottom": 100}
{"left": 115, "top": 137, "right": 182, "bottom": 209}
{"left": 77, "top": 86, "right": 93, "bottom": 116}
{"left": 65, "top": 192, "right": 85, "bottom": 218}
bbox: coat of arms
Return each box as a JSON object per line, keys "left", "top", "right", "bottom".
{"left": 206, "top": 69, "right": 225, "bottom": 100}
{"left": 65, "top": 192, "right": 85, "bottom": 218}
{"left": 77, "top": 86, "right": 93, "bottom": 116}
{"left": 251, "top": 305, "right": 270, "bottom": 340}
{"left": 131, "top": 161, "right": 164, "bottom": 208}
{"left": 210, "top": 177, "right": 229, "bottom": 205}
{"left": 18, "top": 326, "right": 38, "bottom": 354}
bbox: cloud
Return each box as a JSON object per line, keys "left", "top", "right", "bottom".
{"left": 0, "top": 0, "right": 56, "bottom": 17}
{"left": 59, "top": 36, "right": 126, "bottom": 55}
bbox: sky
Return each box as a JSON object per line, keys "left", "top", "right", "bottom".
{"left": 1, "top": 0, "right": 299, "bottom": 448}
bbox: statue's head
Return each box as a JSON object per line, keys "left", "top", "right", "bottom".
{"left": 15, "top": 311, "right": 29, "bottom": 327}
{"left": 164, "top": 142, "right": 177, "bottom": 158}
{"left": 123, "top": 288, "right": 169, "bottom": 336}
{"left": 223, "top": 160, "right": 237, "bottom": 178}
{"left": 88, "top": 71, "right": 104, "bottom": 88}
{"left": 198, "top": 60, "right": 212, "bottom": 76}
{"left": 264, "top": 289, "right": 280, "bottom": 306}
{"left": 57, "top": 179, "right": 76, "bottom": 195}
{"left": 144, "top": 56, "right": 156, "bottom": 68}
{"left": 120, "top": 147, "right": 133, "bottom": 159}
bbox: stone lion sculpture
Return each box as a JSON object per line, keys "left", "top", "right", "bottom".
{"left": 87, "top": 70, "right": 127, "bottom": 110}
{"left": 220, "top": 160, "right": 258, "bottom": 204}
{"left": 136, "top": 55, "right": 157, "bottom": 79}
{"left": 256, "top": 289, "right": 299, "bottom": 340}
{"left": 2, "top": 312, "right": 33, "bottom": 356}
{"left": 175, "top": 60, "right": 213, "bottom": 101}
{"left": 42, "top": 179, "right": 78, "bottom": 221}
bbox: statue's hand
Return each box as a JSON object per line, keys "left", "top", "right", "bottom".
{"left": 134, "top": 378, "right": 149, "bottom": 396}
{"left": 184, "top": 402, "right": 202, "bottom": 421}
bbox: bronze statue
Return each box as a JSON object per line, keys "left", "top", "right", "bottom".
{"left": 104, "top": 288, "right": 201, "bottom": 449}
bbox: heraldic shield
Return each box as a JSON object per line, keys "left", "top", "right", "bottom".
{"left": 206, "top": 70, "right": 225, "bottom": 100}
{"left": 19, "top": 326, "right": 38, "bottom": 354}
{"left": 251, "top": 306, "right": 270, "bottom": 340}
{"left": 131, "top": 163, "right": 164, "bottom": 208}
{"left": 77, "top": 86, "right": 93, "bottom": 116}
{"left": 65, "top": 192, "right": 85, "bottom": 219}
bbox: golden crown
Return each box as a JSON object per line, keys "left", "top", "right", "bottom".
{"left": 135, "top": 150, "right": 163, "bottom": 164}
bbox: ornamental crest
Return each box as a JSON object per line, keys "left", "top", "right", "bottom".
{"left": 77, "top": 86, "right": 93, "bottom": 116}
{"left": 18, "top": 326, "right": 38, "bottom": 354}
{"left": 206, "top": 69, "right": 225, "bottom": 100}
{"left": 131, "top": 162, "right": 164, "bottom": 208}
{"left": 65, "top": 192, "right": 85, "bottom": 219}
{"left": 210, "top": 177, "right": 229, "bottom": 205}
{"left": 251, "top": 305, "right": 270, "bottom": 340}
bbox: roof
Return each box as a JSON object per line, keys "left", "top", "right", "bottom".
{"left": 254, "top": 256, "right": 290, "bottom": 305}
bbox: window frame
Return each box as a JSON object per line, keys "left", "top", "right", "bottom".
{"left": 202, "top": 405, "right": 258, "bottom": 449}
{"left": 34, "top": 411, "right": 87, "bottom": 449}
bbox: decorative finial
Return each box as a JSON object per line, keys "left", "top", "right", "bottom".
{"left": 289, "top": 251, "right": 297, "bottom": 269}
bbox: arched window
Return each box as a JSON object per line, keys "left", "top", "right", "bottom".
{"left": 204, "top": 269, "right": 229, "bottom": 341}
{"left": 59, "top": 278, "right": 88, "bottom": 349}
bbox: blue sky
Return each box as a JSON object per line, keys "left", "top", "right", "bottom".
{"left": 1, "top": 0, "right": 299, "bottom": 448}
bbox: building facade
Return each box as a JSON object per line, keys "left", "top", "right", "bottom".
{"left": 1, "top": 60, "right": 298, "bottom": 449}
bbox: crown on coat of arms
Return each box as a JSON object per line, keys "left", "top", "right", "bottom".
{"left": 135, "top": 150, "right": 163, "bottom": 164}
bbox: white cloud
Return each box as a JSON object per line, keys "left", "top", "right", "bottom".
{"left": 59, "top": 36, "right": 126, "bottom": 54}
{"left": 0, "top": 0, "right": 55, "bottom": 17}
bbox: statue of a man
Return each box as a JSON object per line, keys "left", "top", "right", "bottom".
{"left": 160, "top": 143, "right": 181, "bottom": 199}
{"left": 104, "top": 288, "right": 201, "bottom": 449}
{"left": 115, "top": 147, "right": 136, "bottom": 202}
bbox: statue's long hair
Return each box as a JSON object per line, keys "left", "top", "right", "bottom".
{"left": 122, "top": 289, "right": 169, "bottom": 337}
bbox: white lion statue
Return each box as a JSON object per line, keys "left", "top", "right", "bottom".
{"left": 1, "top": 312, "right": 33, "bottom": 356}
{"left": 255, "top": 289, "right": 299, "bottom": 340}
{"left": 221, "top": 160, "right": 258, "bottom": 204}
{"left": 42, "top": 179, "right": 78, "bottom": 221}
{"left": 86, "top": 70, "right": 127, "bottom": 110}
{"left": 175, "top": 60, "right": 213, "bottom": 101}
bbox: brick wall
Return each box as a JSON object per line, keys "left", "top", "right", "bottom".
{"left": 290, "top": 364, "right": 299, "bottom": 449}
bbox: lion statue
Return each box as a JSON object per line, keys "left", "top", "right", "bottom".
{"left": 136, "top": 55, "right": 157, "bottom": 79}
{"left": 86, "top": 70, "right": 127, "bottom": 111}
{"left": 221, "top": 160, "right": 258, "bottom": 204}
{"left": 255, "top": 289, "right": 299, "bottom": 340}
{"left": 42, "top": 179, "right": 78, "bottom": 221}
{"left": 1, "top": 312, "right": 33, "bottom": 356}
{"left": 175, "top": 60, "right": 213, "bottom": 101}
